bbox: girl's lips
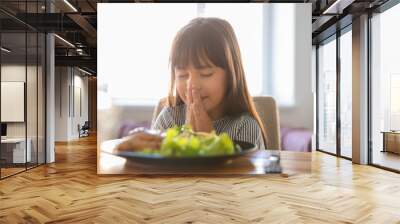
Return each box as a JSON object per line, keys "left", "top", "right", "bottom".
{"left": 186, "top": 96, "right": 207, "bottom": 102}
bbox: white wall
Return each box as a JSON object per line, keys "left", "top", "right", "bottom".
{"left": 72, "top": 73, "right": 89, "bottom": 138}
{"left": 55, "top": 67, "right": 89, "bottom": 141}
{"left": 55, "top": 66, "right": 71, "bottom": 141}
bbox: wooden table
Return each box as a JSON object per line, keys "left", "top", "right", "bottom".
{"left": 98, "top": 139, "right": 311, "bottom": 176}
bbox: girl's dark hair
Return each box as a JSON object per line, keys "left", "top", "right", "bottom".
{"left": 167, "top": 17, "right": 267, "bottom": 146}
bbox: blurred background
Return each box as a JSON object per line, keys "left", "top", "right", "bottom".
{"left": 98, "top": 3, "right": 313, "bottom": 152}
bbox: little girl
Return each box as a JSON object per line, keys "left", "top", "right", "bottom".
{"left": 150, "top": 17, "right": 267, "bottom": 150}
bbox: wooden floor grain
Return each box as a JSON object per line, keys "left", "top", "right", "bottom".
{"left": 1, "top": 135, "right": 400, "bottom": 224}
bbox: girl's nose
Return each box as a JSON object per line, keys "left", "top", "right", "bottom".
{"left": 187, "top": 82, "right": 201, "bottom": 92}
{"left": 187, "top": 75, "right": 200, "bottom": 89}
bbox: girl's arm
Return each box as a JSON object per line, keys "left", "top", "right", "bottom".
{"left": 235, "top": 115, "right": 266, "bottom": 150}
{"left": 151, "top": 107, "right": 173, "bottom": 131}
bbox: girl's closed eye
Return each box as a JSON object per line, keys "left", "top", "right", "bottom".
{"left": 199, "top": 68, "right": 214, "bottom": 77}
{"left": 177, "top": 73, "right": 189, "bottom": 79}
{"left": 200, "top": 72, "right": 213, "bottom": 77}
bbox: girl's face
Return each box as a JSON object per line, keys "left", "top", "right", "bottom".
{"left": 175, "top": 65, "right": 227, "bottom": 118}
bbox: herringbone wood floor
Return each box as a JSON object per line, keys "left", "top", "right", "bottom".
{"left": 1, "top": 135, "right": 400, "bottom": 223}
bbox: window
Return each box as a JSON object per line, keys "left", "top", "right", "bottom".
{"left": 316, "top": 27, "right": 352, "bottom": 159}
{"left": 263, "top": 4, "right": 296, "bottom": 106}
{"left": 0, "top": 1, "right": 47, "bottom": 179}
{"left": 371, "top": 2, "right": 400, "bottom": 171}
{"left": 390, "top": 74, "right": 400, "bottom": 130}
{"left": 340, "top": 28, "right": 352, "bottom": 158}
{"left": 317, "top": 36, "right": 337, "bottom": 154}
{"left": 98, "top": 4, "right": 198, "bottom": 105}
{"left": 201, "top": 3, "right": 263, "bottom": 96}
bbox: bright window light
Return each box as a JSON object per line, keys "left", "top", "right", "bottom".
{"left": 98, "top": 4, "right": 197, "bottom": 105}
{"left": 202, "top": 3, "right": 263, "bottom": 96}
{"left": 98, "top": 3, "right": 298, "bottom": 106}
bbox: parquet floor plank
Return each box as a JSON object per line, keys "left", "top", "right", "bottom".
{"left": 1, "top": 135, "right": 399, "bottom": 223}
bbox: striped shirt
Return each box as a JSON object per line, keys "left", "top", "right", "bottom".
{"left": 151, "top": 104, "right": 266, "bottom": 150}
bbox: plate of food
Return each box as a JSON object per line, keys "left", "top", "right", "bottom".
{"left": 101, "top": 125, "right": 257, "bottom": 167}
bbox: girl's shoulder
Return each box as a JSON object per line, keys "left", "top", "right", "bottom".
{"left": 152, "top": 104, "right": 186, "bottom": 130}
{"left": 235, "top": 113, "right": 262, "bottom": 130}
{"left": 231, "top": 113, "right": 258, "bottom": 124}
{"left": 161, "top": 103, "right": 186, "bottom": 115}
{"left": 217, "top": 113, "right": 260, "bottom": 130}
{"left": 157, "top": 104, "right": 186, "bottom": 124}
{"left": 223, "top": 113, "right": 265, "bottom": 150}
